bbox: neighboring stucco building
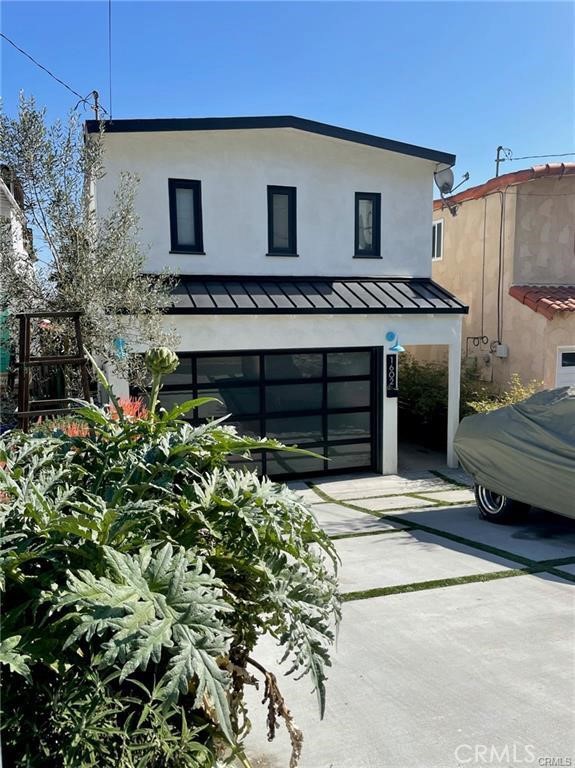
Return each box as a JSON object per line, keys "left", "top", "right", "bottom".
{"left": 87, "top": 116, "right": 466, "bottom": 477}
{"left": 0, "top": 166, "right": 30, "bottom": 381}
{"left": 431, "top": 163, "right": 575, "bottom": 390}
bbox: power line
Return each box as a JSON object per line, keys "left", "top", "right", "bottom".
{"left": 0, "top": 32, "right": 108, "bottom": 116}
{"left": 509, "top": 152, "right": 575, "bottom": 161}
{"left": 1, "top": 32, "right": 85, "bottom": 100}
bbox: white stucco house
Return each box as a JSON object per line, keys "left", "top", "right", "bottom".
{"left": 86, "top": 116, "right": 467, "bottom": 479}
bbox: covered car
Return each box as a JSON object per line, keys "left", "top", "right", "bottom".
{"left": 454, "top": 387, "right": 575, "bottom": 522}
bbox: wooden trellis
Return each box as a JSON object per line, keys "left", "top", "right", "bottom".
{"left": 17, "top": 311, "right": 91, "bottom": 431}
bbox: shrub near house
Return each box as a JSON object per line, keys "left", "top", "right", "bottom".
{"left": 0, "top": 352, "right": 340, "bottom": 768}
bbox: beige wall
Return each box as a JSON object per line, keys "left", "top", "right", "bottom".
{"left": 430, "top": 176, "right": 575, "bottom": 390}
{"left": 514, "top": 176, "right": 575, "bottom": 284}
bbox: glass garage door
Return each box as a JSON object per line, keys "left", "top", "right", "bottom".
{"left": 159, "top": 347, "right": 380, "bottom": 479}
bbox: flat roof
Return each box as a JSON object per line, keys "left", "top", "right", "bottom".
{"left": 85, "top": 115, "right": 455, "bottom": 166}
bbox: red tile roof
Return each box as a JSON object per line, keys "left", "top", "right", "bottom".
{"left": 434, "top": 162, "right": 575, "bottom": 210}
{"left": 509, "top": 285, "right": 575, "bottom": 320}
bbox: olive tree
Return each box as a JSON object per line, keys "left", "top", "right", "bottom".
{"left": 0, "top": 94, "right": 177, "bottom": 388}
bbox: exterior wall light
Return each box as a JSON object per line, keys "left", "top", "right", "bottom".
{"left": 385, "top": 331, "right": 405, "bottom": 354}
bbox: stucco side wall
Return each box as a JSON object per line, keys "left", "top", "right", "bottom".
{"left": 162, "top": 313, "right": 462, "bottom": 353}
{"left": 514, "top": 176, "right": 575, "bottom": 284}
{"left": 96, "top": 128, "right": 435, "bottom": 279}
{"left": 432, "top": 192, "right": 516, "bottom": 386}
{"left": 495, "top": 297, "right": 548, "bottom": 385}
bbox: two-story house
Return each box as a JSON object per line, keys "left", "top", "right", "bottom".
{"left": 86, "top": 116, "right": 466, "bottom": 479}
{"left": 432, "top": 163, "right": 575, "bottom": 391}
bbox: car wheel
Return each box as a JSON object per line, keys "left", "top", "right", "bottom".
{"left": 474, "top": 484, "right": 529, "bottom": 524}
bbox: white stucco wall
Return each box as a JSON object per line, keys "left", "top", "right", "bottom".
{"left": 0, "top": 182, "right": 27, "bottom": 261}
{"left": 95, "top": 128, "right": 436, "bottom": 279}
{"left": 165, "top": 312, "right": 461, "bottom": 353}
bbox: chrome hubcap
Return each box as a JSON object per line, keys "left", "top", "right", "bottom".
{"left": 478, "top": 486, "right": 506, "bottom": 514}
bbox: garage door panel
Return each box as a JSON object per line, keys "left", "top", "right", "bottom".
{"left": 265, "top": 383, "right": 323, "bottom": 413}
{"left": 327, "top": 443, "right": 373, "bottom": 471}
{"left": 197, "top": 386, "right": 260, "bottom": 418}
{"left": 327, "top": 380, "right": 370, "bottom": 409}
{"left": 266, "top": 449, "right": 325, "bottom": 477}
{"left": 265, "top": 415, "right": 323, "bottom": 444}
{"left": 327, "top": 351, "right": 370, "bottom": 377}
{"left": 196, "top": 355, "right": 260, "bottom": 384}
{"left": 152, "top": 347, "right": 379, "bottom": 479}
{"left": 265, "top": 353, "right": 323, "bottom": 380}
{"left": 327, "top": 411, "right": 371, "bottom": 441}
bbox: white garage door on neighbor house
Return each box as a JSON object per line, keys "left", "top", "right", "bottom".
{"left": 556, "top": 347, "right": 575, "bottom": 387}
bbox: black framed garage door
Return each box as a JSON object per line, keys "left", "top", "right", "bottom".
{"left": 158, "top": 347, "right": 381, "bottom": 479}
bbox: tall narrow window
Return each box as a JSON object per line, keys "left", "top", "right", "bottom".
{"left": 169, "top": 179, "right": 203, "bottom": 253}
{"left": 432, "top": 219, "right": 443, "bottom": 261}
{"left": 354, "top": 193, "right": 381, "bottom": 257}
{"left": 267, "top": 186, "right": 297, "bottom": 256}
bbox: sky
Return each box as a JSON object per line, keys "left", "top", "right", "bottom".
{"left": 1, "top": 1, "right": 574, "bottom": 189}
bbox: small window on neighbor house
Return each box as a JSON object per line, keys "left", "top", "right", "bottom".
{"left": 168, "top": 179, "right": 203, "bottom": 253}
{"left": 432, "top": 220, "right": 443, "bottom": 261}
{"left": 354, "top": 193, "right": 381, "bottom": 257}
{"left": 267, "top": 186, "right": 297, "bottom": 255}
{"left": 561, "top": 352, "right": 575, "bottom": 367}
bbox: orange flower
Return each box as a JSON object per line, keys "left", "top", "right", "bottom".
{"left": 62, "top": 421, "right": 90, "bottom": 437}
{"left": 108, "top": 397, "right": 149, "bottom": 421}
{"left": 51, "top": 419, "right": 90, "bottom": 437}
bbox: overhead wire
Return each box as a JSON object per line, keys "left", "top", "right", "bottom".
{"left": 507, "top": 152, "right": 575, "bottom": 161}
{"left": 0, "top": 32, "right": 109, "bottom": 116}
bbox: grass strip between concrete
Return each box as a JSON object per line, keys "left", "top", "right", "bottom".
{"left": 340, "top": 561, "right": 575, "bottom": 602}
{"left": 329, "top": 527, "right": 408, "bottom": 541}
{"left": 341, "top": 567, "right": 530, "bottom": 602}
{"left": 310, "top": 483, "right": 575, "bottom": 581}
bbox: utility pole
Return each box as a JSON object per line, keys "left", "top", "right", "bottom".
{"left": 495, "top": 146, "right": 512, "bottom": 177}
{"left": 91, "top": 90, "right": 100, "bottom": 120}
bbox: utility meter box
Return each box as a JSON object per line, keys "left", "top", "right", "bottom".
{"left": 495, "top": 343, "right": 509, "bottom": 359}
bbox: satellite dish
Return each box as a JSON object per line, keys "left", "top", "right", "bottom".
{"left": 434, "top": 167, "right": 455, "bottom": 195}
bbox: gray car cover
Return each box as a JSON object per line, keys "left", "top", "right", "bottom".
{"left": 454, "top": 387, "right": 575, "bottom": 518}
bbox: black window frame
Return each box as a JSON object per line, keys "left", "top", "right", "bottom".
{"left": 168, "top": 178, "right": 204, "bottom": 254}
{"left": 267, "top": 185, "right": 297, "bottom": 256}
{"left": 354, "top": 192, "right": 381, "bottom": 258}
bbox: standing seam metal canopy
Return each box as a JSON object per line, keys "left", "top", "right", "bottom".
{"left": 167, "top": 276, "right": 468, "bottom": 314}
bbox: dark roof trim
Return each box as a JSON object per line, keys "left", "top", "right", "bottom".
{"left": 166, "top": 275, "right": 468, "bottom": 315}
{"left": 85, "top": 115, "right": 455, "bottom": 165}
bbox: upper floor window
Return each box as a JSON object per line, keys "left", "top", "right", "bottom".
{"left": 354, "top": 193, "right": 381, "bottom": 258}
{"left": 432, "top": 219, "right": 443, "bottom": 261}
{"left": 168, "top": 179, "right": 204, "bottom": 253}
{"left": 267, "top": 186, "right": 297, "bottom": 256}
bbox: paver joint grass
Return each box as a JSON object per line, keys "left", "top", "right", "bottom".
{"left": 342, "top": 567, "right": 529, "bottom": 602}
{"left": 308, "top": 480, "right": 575, "bottom": 596}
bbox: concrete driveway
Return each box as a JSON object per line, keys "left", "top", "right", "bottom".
{"left": 244, "top": 469, "right": 575, "bottom": 768}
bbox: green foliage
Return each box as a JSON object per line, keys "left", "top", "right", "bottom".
{"left": 0, "top": 95, "right": 177, "bottom": 385}
{"left": 398, "top": 354, "right": 543, "bottom": 445}
{"left": 0, "top": 384, "right": 340, "bottom": 766}
{"left": 466, "top": 372, "right": 542, "bottom": 413}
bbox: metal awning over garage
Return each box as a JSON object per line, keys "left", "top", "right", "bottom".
{"left": 168, "top": 276, "right": 468, "bottom": 315}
